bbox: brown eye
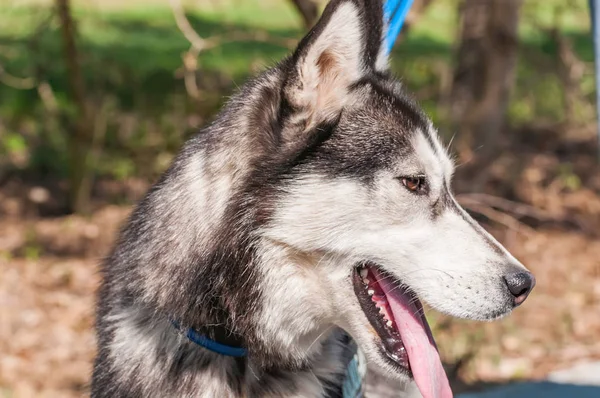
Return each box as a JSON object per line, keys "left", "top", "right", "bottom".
{"left": 400, "top": 176, "right": 427, "bottom": 194}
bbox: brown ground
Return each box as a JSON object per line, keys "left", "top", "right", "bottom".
{"left": 1, "top": 125, "right": 599, "bottom": 397}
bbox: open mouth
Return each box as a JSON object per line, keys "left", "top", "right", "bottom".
{"left": 352, "top": 263, "right": 453, "bottom": 398}
{"left": 353, "top": 265, "right": 411, "bottom": 371}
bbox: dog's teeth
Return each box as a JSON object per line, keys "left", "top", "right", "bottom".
{"left": 386, "top": 320, "right": 393, "bottom": 328}
{"left": 360, "top": 269, "right": 368, "bottom": 278}
{"left": 367, "top": 289, "right": 374, "bottom": 296}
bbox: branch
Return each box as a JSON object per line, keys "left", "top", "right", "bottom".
{"left": 458, "top": 192, "right": 594, "bottom": 235}
{"left": 209, "top": 30, "right": 296, "bottom": 49}
{"left": 460, "top": 201, "right": 537, "bottom": 236}
{"left": 170, "top": 0, "right": 296, "bottom": 50}
{"left": 169, "top": 0, "right": 208, "bottom": 51}
{"left": 0, "top": 64, "right": 36, "bottom": 89}
{"left": 0, "top": 11, "right": 59, "bottom": 112}
{"left": 29, "top": 11, "right": 59, "bottom": 111}
{"left": 37, "top": 81, "right": 58, "bottom": 112}
{"left": 456, "top": 193, "right": 554, "bottom": 221}
{"left": 288, "top": 0, "right": 319, "bottom": 29}
{"left": 0, "top": 59, "right": 58, "bottom": 113}
{"left": 169, "top": 0, "right": 295, "bottom": 99}
{"left": 182, "top": 45, "right": 201, "bottom": 100}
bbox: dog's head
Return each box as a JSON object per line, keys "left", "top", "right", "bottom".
{"left": 255, "top": 0, "right": 534, "bottom": 394}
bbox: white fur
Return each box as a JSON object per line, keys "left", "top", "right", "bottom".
{"left": 107, "top": 306, "right": 347, "bottom": 397}
{"left": 260, "top": 128, "right": 530, "bottom": 380}
{"left": 107, "top": 308, "right": 242, "bottom": 397}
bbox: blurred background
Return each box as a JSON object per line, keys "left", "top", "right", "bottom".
{"left": 0, "top": 0, "right": 599, "bottom": 397}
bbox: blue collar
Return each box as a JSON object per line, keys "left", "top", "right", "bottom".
{"left": 170, "top": 320, "right": 248, "bottom": 357}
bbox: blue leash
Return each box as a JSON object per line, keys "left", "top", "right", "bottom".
{"left": 384, "top": 0, "right": 415, "bottom": 55}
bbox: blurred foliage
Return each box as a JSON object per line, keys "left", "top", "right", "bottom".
{"left": 0, "top": 0, "right": 594, "bottom": 189}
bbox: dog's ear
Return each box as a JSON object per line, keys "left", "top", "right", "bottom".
{"left": 283, "top": 0, "right": 388, "bottom": 130}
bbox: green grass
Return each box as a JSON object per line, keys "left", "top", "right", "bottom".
{"left": 0, "top": 0, "right": 595, "bottom": 182}
{"left": 0, "top": 1, "right": 300, "bottom": 111}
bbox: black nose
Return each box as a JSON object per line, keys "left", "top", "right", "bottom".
{"left": 504, "top": 272, "right": 535, "bottom": 306}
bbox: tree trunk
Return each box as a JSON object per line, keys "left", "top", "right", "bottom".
{"left": 55, "top": 0, "right": 93, "bottom": 214}
{"left": 450, "top": 0, "right": 522, "bottom": 160}
{"left": 289, "top": 0, "right": 319, "bottom": 29}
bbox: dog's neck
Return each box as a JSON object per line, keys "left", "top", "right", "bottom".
{"left": 244, "top": 239, "right": 343, "bottom": 360}
{"left": 169, "top": 319, "right": 247, "bottom": 357}
{"left": 169, "top": 242, "right": 324, "bottom": 362}
{"left": 103, "top": 301, "right": 352, "bottom": 397}
{"left": 96, "top": 239, "right": 355, "bottom": 397}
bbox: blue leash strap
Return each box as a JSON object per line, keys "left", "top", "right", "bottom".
{"left": 384, "top": 0, "right": 415, "bottom": 54}
{"left": 170, "top": 320, "right": 248, "bottom": 358}
{"left": 341, "top": 336, "right": 368, "bottom": 398}
{"left": 342, "top": 349, "right": 367, "bottom": 398}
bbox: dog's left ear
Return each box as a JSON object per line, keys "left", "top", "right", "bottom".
{"left": 283, "top": 0, "right": 388, "bottom": 130}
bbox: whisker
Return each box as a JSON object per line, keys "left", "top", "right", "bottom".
{"left": 248, "top": 364, "right": 260, "bottom": 381}
{"left": 306, "top": 325, "right": 334, "bottom": 353}
{"left": 446, "top": 132, "right": 457, "bottom": 151}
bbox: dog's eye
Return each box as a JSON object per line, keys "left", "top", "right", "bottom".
{"left": 400, "top": 176, "right": 427, "bottom": 194}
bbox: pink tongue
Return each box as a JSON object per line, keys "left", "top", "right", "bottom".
{"left": 372, "top": 268, "right": 453, "bottom": 398}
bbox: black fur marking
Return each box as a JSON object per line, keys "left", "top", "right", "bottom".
{"left": 290, "top": 0, "right": 383, "bottom": 70}
{"left": 351, "top": 74, "right": 429, "bottom": 135}
{"left": 226, "top": 357, "right": 247, "bottom": 396}
{"left": 277, "top": 72, "right": 432, "bottom": 181}
{"left": 285, "top": 119, "right": 339, "bottom": 171}
{"left": 431, "top": 182, "right": 454, "bottom": 219}
{"left": 356, "top": 75, "right": 437, "bottom": 155}
{"left": 92, "top": 1, "right": 409, "bottom": 396}
{"left": 304, "top": 106, "right": 415, "bottom": 179}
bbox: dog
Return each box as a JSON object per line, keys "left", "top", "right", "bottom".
{"left": 91, "top": 1, "right": 535, "bottom": 397}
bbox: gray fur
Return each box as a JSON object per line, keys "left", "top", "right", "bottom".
{"left": 92, "top": 0, "right": 533, "bottom": 396}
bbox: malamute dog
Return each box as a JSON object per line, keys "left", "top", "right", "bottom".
{"left": 91, "top": 1, "right": 535, "bottom": 397}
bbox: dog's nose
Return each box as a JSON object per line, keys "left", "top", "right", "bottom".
{"left": 504, "top": 272, "right": 535, "bottom": 306}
